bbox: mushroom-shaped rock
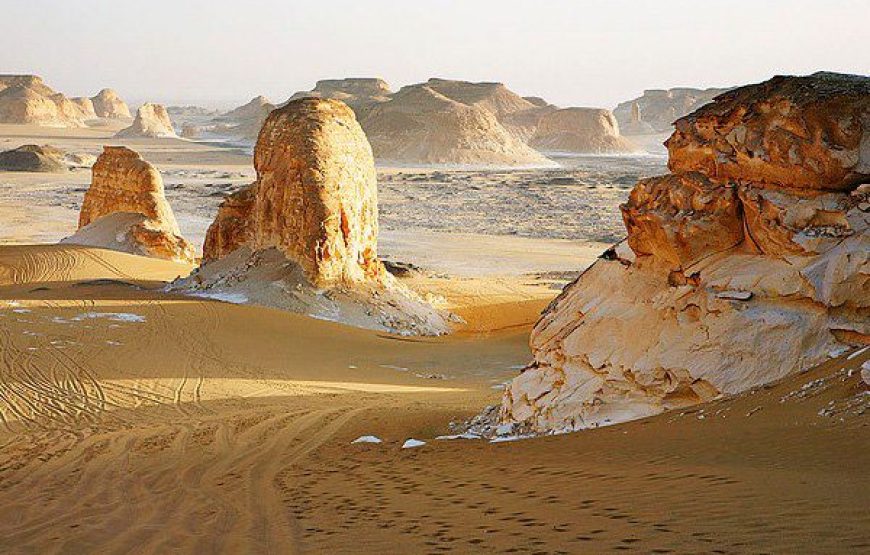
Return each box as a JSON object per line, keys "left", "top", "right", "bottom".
{"left": 63, "top": 146, "right": 194, "bottom": 263}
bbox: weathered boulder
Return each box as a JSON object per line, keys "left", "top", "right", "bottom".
{"left": 529, "top": 108, "right": 637, "bottom": 154}
{"left": 0, "top": 144, "right": 67, "bottom": 172}
{"left": 500, "top": 73, "right": 870, "bottom": 434}
{"left": 667, "top": 72, "right": 870, "bottom": 191}
{"left": 182, "top": 98, "right": 448, "bottom": 334}
{"left": 115, "top": 103, "right": 177, "bottom": 138}
{"left": 64, "top": 146, "right": 194, "bottom": 263}
{"left": 90, "top": 88, "right": 131, "bottom": 119}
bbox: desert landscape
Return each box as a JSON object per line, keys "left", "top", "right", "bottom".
{"left": 1, "top": 2, "right": 868, "bottom": 553}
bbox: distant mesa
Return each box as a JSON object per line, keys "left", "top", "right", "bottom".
{"left": 614, "top": 86, "right": 731, "bottom": 135}
{"left": 176, "top": 97, "right": 449, "bottom": 335}
{"left": 0, "top": 144, "right": 67, "bottom": 172}
{"left": 115, "top": 103, "right": 178, "bottom": 139}
{"left": 63, "top": 146, "right": 194, "bottom": 263}
{"left": 212, "top": 95, "right": 277, "bottom": 141}
{"left": 501, "top": 71, "right": 870, "bottom": 433}
{"left": 90, "top": 88, "right": 132, "bottom": 119}
{"left": 529, "top": 107, "right": 637, "bottom": 154}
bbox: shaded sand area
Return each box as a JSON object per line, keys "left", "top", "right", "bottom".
{"left": 0, "top": 244, "right": 868, "bottom": 553}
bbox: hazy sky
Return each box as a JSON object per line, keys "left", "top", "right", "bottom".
{"left": 2, "top": 0, "right": 867, "bottom": 109}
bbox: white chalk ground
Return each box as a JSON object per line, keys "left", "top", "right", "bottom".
{"left": 401, "top": 439, "right": 426, "bottom": 449}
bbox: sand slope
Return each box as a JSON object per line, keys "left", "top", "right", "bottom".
{"left": 0, "top": 244, "right": 867, "bottom": 554}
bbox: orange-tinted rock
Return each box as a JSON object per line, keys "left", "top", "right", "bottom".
{"left": 667, "top": 72, "right": 870, "bottom": 191}
{"left": 204, "top": 98, "right": 382, "bottom": 286}
{"left": 70, "top": 146, "right": 194, "bottom": 263}
{"left": 621, "top": 172, "right": 743, "bottom": 268}
{"left": 202, "top": 186, "right": 256, "bottom": 262}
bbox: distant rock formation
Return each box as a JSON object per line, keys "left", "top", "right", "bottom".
{"left": 90, "top": 88, "right": 131, "bottom": 119}
{"left": 618, "top": 101, "right": 656, "bottom": 135}
{"left": 614, "top": 86, "right": 731, "bottom": 134}
{"left": 69, "top": 97, "right": 97, "bottom": 119}
{"left": 501, "top": 72, "right": 869, "bottom": 433}
{"left": 213, "top": 96, "right": 276, "bottom": 141}
{"left": 0, "top": 75, "right": 87, "bottom": 127}
{"left": 0, "top": 144, "right": 67, "bottom": 172}
{"left": 178, "top": 98, "right": 448, "bottom": 335}
{"left": 63, "top": 146, "right": 194, "bottom": 263}
{"left": 362, "top": 83, "right": 550, "bottom": 166}
{"left": 115, "top": 103, "right": 177, "bottom": 138}
{"left": 529, "top": 108, "right": 637, "bottom": 154}
{"left": 286, "top": 78, "right": 391, "bottom": 120}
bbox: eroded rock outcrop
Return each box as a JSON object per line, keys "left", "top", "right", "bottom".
{"left": 529, "top": 108, "right": 637, "bottom": 154}
{"left": 0, "top": 144, "right": 67, "bottom": 172}
{"left": 115, "top": 103, "right": 177, "bottom": 138}
{"left": 91, "top": 89, "right": 131, "bottom": 119}
{"left": 614, "top": 86, "right": 730, "bottom": 134}
{"left": 212, "top": 96, "right": 276, "bottom": 141}
{"left": 70, "top": 97, "right": 97, "bottom": 120}
{"left": 63, "top": 146, "right": 194, "bottom": 263}
{"left": 177, "top": 98, "right": 448, "bottom": 335}
{"left": 667, "top": 72, "right": 870, "bottom": 191}
{"left": 286, "top": 78, "right": 391, "bottom": 120}
{"left": 0, "top": 75, "right": 87, "bottom": 127}
{"left": 501, "top": 72, "right": 869, "bottom": 433}
{"left": 362, "top": 84, "right": 550, "bottom": 166}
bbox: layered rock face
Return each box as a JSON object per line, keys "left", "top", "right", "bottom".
{"left": 91, "top": 88, "right": 131, "bottom": 119}
{"left": 0, "top": 75, "right": 87, "bottom": 127}
{"left": 362, "top": 84, "right": 550, "bottom": 166}
{"left": 614, "top": 86, "right": 730, "bottom": 134}
{"left": 183, "top": 98, "right": 448, "bottom": 334}
{"left": 667, "top": 72, "right": 870, "bottom": 191}
{"left": 529, "top": 108, "right": 636, "bottom": 154}
{"left": 502, "top": 72, "right": 869, "bottom": 433}
{"left": 115, "top": 103, "right": 177, "bottom": 138}
{"left": 0, "top": 144, "right": 67, "bottom": 172}
{"left": 64, "top": 146, "right": 194, "bottom": 263}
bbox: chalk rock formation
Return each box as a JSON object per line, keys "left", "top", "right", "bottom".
{"left": 614, "top": 86, "right": 730, "bottom": 134}
{"left": 618, "top": 101, "right": 657, "bottom": 135}
{"left": 287, "top": 78, "right": 391, "bottom": 120}
{"left": 362, "top": 84, "right": 550, "bottom": 166}
{"left": 529, "top": 108, "right": 636, "bottom": 154}
{"left": 90, "top": 89, "right": 131, "bottom": 119}
{"left": 178, "top": 98, "right": 448, "bottom": 334}
{"left": 115, "top": 103, "right": 177, "bottom": 138}
{"left": 0, "top": 144, "right": 66, "bottom": 172}
{"left": 501, "top": 72, "right": 869, "bottom": 433}
{"left": 70, "top": 97, "right": 97, "bottom": 120}
{"left": 0, "top": 75, "right": 86, "bottom": 127}
{"left": 63, "top": 146, "right": 194, "bottom": 263}
{"left": 667, "top": 72, "right": 870, "bottom": 191}
{"left": 213, "top": 96, "right": 276, "bottom": 141}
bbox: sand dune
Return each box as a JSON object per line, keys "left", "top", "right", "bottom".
{"left": 0, "top": 243, "right": 867, "bottom": 553}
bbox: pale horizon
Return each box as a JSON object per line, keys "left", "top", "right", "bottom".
{"left": 2, "top": 0, "right": 866, "bottom": 110}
